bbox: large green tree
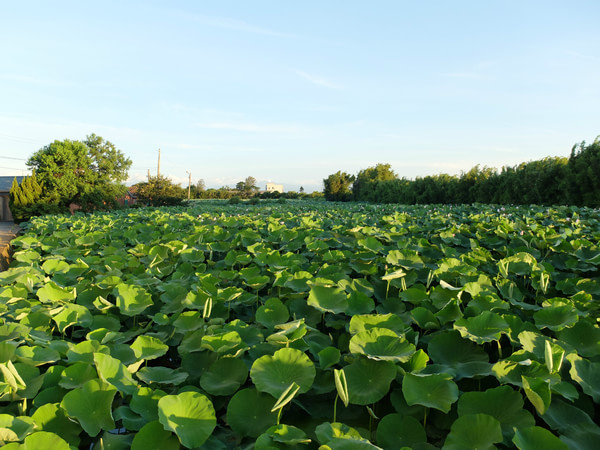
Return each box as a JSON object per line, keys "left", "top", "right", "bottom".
{"left": 137, "top": 174, "right": 186, "bottom": 206}
{"left": 352, "top": 163, "right": 397, "bottom": 201}
{"left": 323, "top": 171, "right": 355, "bottom": 201}
{"left": 26, "top": 134, "right": 132, "bottom": 211}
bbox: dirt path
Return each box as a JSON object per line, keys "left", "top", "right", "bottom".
{"left": 0, "top": 222, "right": 20, "bottom": 270}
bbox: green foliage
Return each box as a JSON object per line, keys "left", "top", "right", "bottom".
{"left": 26, "top": 134, "right": 131, "bottom": 213}
{"left": 323, "top": 170, "right": 355, "bottom": 201}
{"left": 324, "top": 136, "right": 600, "bottom": 206}
{"left": 1, "top": 202, "right": 599, "bottom": 447}
{"left": 136, "top": 175, "right": 186, "bottom": 206}
{"left": 8, "top": 172, "right": 55, "bottom": 223}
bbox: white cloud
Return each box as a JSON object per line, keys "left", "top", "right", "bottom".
{"left": 295, "top": 70, "right": 342, "bottom": 89}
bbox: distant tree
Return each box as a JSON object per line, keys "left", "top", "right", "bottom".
{"left": 323, "top": 171, "right": 355, "bottom": 201}
{"left": 196, "top": 179, "right": 206, "bottom": 193}
{"left": 299, "top": 186, "right": 304, "bottom": 193}
{"left": 9, "top": 172, "right": 55, "bottom": 222}
{"left": 244, "top": 176, "right": 258, "bottom": 193}
{"left": 352, "top": 163, "right": 397, "bottom": 201}
{"left": 137, "top": 174, "right": 186, "bottom": 206}
{"left": 26, "top": 134, "right": 131, "bottom": 211}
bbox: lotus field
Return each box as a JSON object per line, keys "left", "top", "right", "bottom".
{"left": 1, "top": 201, "right": 599, "bottom": 449}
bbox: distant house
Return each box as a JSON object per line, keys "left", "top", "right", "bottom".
{"left": 116, "top": 185, "right": 139, "bottom": 207}
{"left": 266, "top": 183, "right": 284, "bottom": 193}
{"left": 0, "top": 176, "right": 23, "bottom": 222}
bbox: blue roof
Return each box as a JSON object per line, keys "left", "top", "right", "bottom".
{"left": 0, "top": 176, "right": 24, "bottom": 193}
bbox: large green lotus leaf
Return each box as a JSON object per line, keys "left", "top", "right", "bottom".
{"left": 251, "top": 348, "right": 315, "bottom": 398}
{"left": 113, "top": 405, "right": 146, "bottom": 431}
{"left": 512, "top": 426, "right": 569, "bottom": 450}
{"left": 376, "top": 414, "right": 426, "bottom": 449}
{"left": 315, "top": 422, "right": 365, "bottom": 444}
{"left": 172, "top": 311, "right": 204, "bottom": 332}
{"left": 255, "top": 424, "right": 311, "bottom": 447}
{"left": 52, "top": 303, "right": 93, "bottom": 333}
{"left": 201, "top": 331, "right": 245, "bottom": 354}
{"left": 21, "top": 431, "right": 71, "bottom": 450}
{"left": 458, "top": 386, "right": 535, "bottom": 439}
{"left": 453, "top": 311, "right": 509, "bottom": 344}
{"left": 411, "top": 306, "right": 440, "bottom": 330}
{"left": 533, "top": 306, "right": 578, "bottom": 331}
{"left": 521, "top": 375, "right": 551, "bottom": 415}
{"left": 266, "top": 319, "right": 307, "bottom": 345}
{"left": 346, "top": 290, "right": 375, "bottom": 315}
{"left": 344, "top": 358, "right": 396, "bottom": 405}
{"left": 226, "top": 388, "right": 277, "bottom": 438}
{"left": 66, "top": 340, "right": 110, "bottom": 364}
{"left": 307, "top": 285, "right": 348, "bottom": 314}
{"left": 15, "top": 345, "right": 61, "bottom": 366}
{"left": 566, "top": 354, "right": 600, "bottom": 402}
{"left": 157, "top": 391, "right": 216, "bottom": 448}
{"left": 0, "top": 414, "right": 35, "bottom": 441}
{"left": 60, "top": 378, "right": 117, "bottom": 437}
{"left": 200, "top": 357, "right": 248, "bottom": 396}
{"left": 283, "top": 271, "right": 313, "bottom": 293}
{"left": 31, "top": 403, "right": 81, "bottom": 446}
{"left": 402, "top": 373, "right": 458, "bottom": 413}
{"left": 256, "top": 297, "right": 289, "bottom": 328}
{"left": 349, "top": 328, "right": 415, "bottom": 362}
{"left": 443, "top": 414, "right": 503, "bottom": 450}
{"left": 499, "top": 252, "right": 537, "bottom": 276}
{"left": 558, "top": 320, "right": 600, "bottom": 357}
{"left": 131, "top": 420, "right": 180, "bottom": 450}
{"left": 93, "top": 352, "right": 138, "bottom": 395}
{"left": 136, "top": 367, "right": 189, "bottom": 385}
{"left": 41, "top": 259, "right": 71, "bottom": 275}
{"left": 130, "top": 387, "right": 167, "bottom": 422}
{"left": 113, "top": 283, "right": 153, "bottom": 317}
{"left": 318, "top": 347, "right": 341, "bottom": 370}
{"left": 130, "top": 335, "right": 169, "bottom": 361}
{"left": 58, "top": 362, "right": 98, "bottom": 389}
{"left": 36, "top": 282, "right": 75, "bottom": 303}
{"left": 348, "top": 313, "right": 407, "bottom": 335}
{"left": 540, "top": 397, "right": 600, "bottom": 440}
{"left": 427, "top": 330, "right": 488, "bottom": 364}
{"left": 91, "top": 430, "right": 133, "bottom": 449}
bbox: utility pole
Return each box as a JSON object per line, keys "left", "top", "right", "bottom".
{"left": 186, "top": 171, "right": 191, "bottom": 200}
{"left": 157, "top": 149, "right": 161, "bottom": 178}
{"left": 147, "top": 169, "right": 150, "bottom": 181}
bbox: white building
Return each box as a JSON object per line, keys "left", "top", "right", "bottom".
{"left": 266, "top": 182, "right": 284, "bottom": 193}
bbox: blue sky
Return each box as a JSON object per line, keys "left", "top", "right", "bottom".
{"left": 1, "top": 1, "right": 599, "bottom": 192}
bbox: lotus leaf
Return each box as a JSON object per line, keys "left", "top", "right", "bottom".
{"left": 250, "top": 347, "right": 315, "bottom": 398}
{"left": 31, "top": 402, "right": 81, "bottom": 446}
{"left": 307, "top": 284, "right": 348, "bottom": 314}
{"left": 344, "top": 358, "right": 396, "bottom": 405}
{"left": 458, "top": 386, "right": 535, "bottom": 439}
{"left": 200, "top": 357, "right": 248, "bottom": 395}
{"left": 130, "top": 335, "right": 169, "bottom": 361}
{"left": 60, "top": 378, "right": 117, "bottom": 436}
{"left": 131, "top": 420, "right": 180, "bottom": 450}
{"left": 443, "top": 413, "right": 503, "bottom": 450}
{"left": 349, "top": 327, "right": 416, "bottom": 362}
{"left": 402, "top": 373, "right": 458, "bottom": 413}
{"left": 376, "top": 414, "right": 426, "bottom": 449}
{"left": 453, "top": 311, "right": 509, "bottom": 344}
{"left": 226, "top": 388, "right": 277, "bottom": 438}
{"left": 93, "top": 352, "right": 138, "bottom": 395}
{"left": 157, "top": 391, "right": 216, "bottom": 448}
{"left": 512, "top": 426, "right": 569, "bottom": 450}
{"left": 113, "top": 283, "right": 153, "bottom": 316}
{"left": 136, "top": 367, "right": 189, "bottom": 385}
{"left": 256, "top": 297, "right": 289, "bottom": 328}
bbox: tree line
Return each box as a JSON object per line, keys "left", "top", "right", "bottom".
{"left": 323, "top": 138, "right": 600, "bottom": 207}
{"left": 9, "top": 134, "right": 323, "bottom": 222}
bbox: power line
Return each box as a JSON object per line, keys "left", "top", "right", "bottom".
{"left": 0, "top": 155, "right": 27, "bottom": 161}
